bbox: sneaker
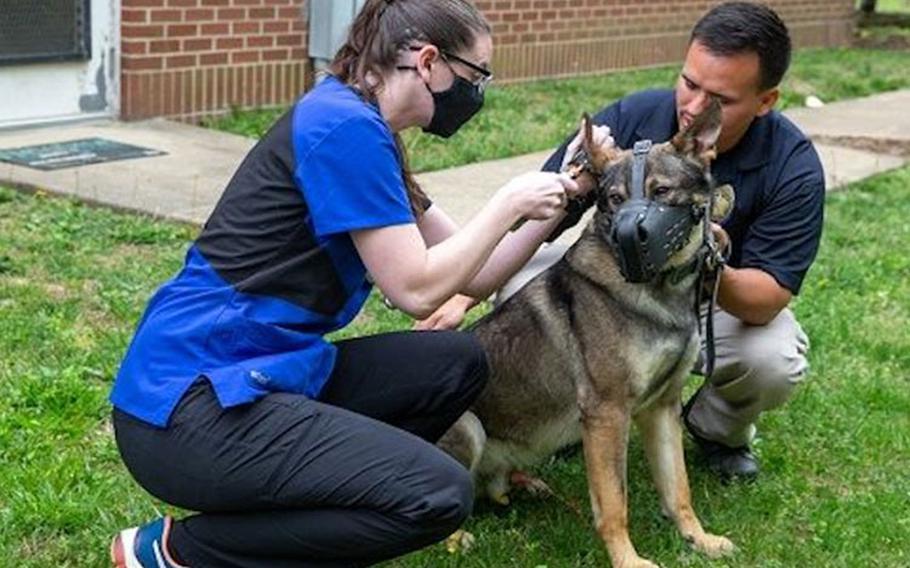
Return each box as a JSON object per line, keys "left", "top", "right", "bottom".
{"left": 682, "top": 389, "right": 759, "bottom": 483}
{"left": 110, "top": 516, "right": 188, "bottom": 568}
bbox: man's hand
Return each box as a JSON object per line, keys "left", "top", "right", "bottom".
{"left": 711, "top": 222, "right": 731, "bottom": 255}
{"left": 413, "top": 294, "right": 477, "bottom": 331}
{"left": 561, "top": 120, "right": 614, "bottom": 196}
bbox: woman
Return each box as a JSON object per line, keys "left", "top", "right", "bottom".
{"left": 110, "top": 1, "right": 585, "bottom": 566}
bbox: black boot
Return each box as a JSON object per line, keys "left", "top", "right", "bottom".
{"left": 682, "top": 389, "right": 759, "bottom": 483}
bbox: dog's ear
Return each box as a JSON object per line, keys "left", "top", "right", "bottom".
{"left": 581, "top": 113, "right": 621, "bottom": 173}
{"left": 711, "top": 183, "right": 735, "bottom": 222}
{"left": 671, "top": 98, "right": 722, "bottom": 163}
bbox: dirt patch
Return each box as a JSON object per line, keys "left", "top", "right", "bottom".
{"left": 95, "top": 243, "right": 160, "bottom": 270}
{"left": 1, "top": 276, "right": 70, "bottom": 300}
{"left": 853, "top": 34, "right": 910, "bottom": 50}
{"left": 857, "top": 12, "right": 910, "bottom": 29}
{"left": 812, "top": 135, "right": 910, "bottom": 158}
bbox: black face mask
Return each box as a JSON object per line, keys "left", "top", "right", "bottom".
{"left": 397, "top": 65, "right": 485, "bottom": 138}
{"left": 423, "top": 74, "right": 484, "bottom": 138}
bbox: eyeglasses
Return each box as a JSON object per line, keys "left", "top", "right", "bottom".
{"left": 440, "top": 50, "right": 494, "bottom": 93}
{"left": 404, "top": 46, "right": 494, "bottom": 93}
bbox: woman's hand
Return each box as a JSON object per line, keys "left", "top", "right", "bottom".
{"left": 561, "top": 121, "right": 614, "bottom": 170}
{"left": 496, "top": 171, "right": 578, "bottom": 222}
{"left": 353, "top": 173, "right": 574, "bottom": 319}
{"left": 413, "top": 294, "right": 476, "bottom": 331}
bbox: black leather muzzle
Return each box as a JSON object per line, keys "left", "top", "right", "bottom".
{"left": 609, "top": 140, "right": 704, "bottom": 283}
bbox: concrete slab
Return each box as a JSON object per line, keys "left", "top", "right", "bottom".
{"left": 813, "top": 143, "right": 906, "bottom": 189}
{"left": 421, "top": 143, "right": 907, "bottom": 231}
{"left": 784, "top": 90, "right": 910, "bottom": 144}
{"left": 416, "top": 150, "right": 551, "bottom": 224}
{"left": 0, "top": 119, "right": 254, "bottom": 224}
{"left": 0, "top": 89, "right": 907, "bottom": 231}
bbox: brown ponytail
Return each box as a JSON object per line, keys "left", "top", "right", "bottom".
{"left": 328, "top": 0, "right": 490, "bottom": 216}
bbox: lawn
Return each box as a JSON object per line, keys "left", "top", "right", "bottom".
{"left": 4, "top": 36, "right": 910, "bottom": 567}
{"left": 204, "top": 47, "right": 910, "bottom": 173}
{"left": 1, "top": 157, "right": 908, "bottom": 565}
{"left": 856, "top": 2, "right": 910, "bottom": 48}
{"left": 860, "top": 0, "right": 910, "bottom": 13}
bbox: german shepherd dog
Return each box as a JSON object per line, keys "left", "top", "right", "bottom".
{"left": 439, "top": 102, "right": 736, "bottom": 567}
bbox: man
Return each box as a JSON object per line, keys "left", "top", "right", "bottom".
{"left": 419, "top": 1, "right": 824, "bottom": 481}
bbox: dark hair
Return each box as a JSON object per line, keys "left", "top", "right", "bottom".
{"left": 329, "top": 0, "right": 491, "bottom": 215}
{"left": 690, "top": 2, "right": 791, "bottom": 91}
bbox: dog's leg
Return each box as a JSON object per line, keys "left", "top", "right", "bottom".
{"left": 437, "top": 412, "right": 486, "bottom": 553}
{"left": 437, "top": 411, "right": 486, "bottom": 473}
{"left": 635, "top": 401, "right": 735, "bottom": 558}
{"left": 581, "top": 402, "right": 657, "bottom": 568}
{"left": 485, "top": 469, "right": 512, "bottom": 505}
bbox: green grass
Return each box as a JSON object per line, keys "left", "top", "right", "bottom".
{"left": 1, "top": 160, "right": 909, "bottom": 565}
{"left": 855, "top": 5, "right": 910, "bottom": 48}
{"left": 858, "top": 0, "right": 910, "bottom": 13}
{"left": 204, "top": 47, "right": 910, "bottom": 173}
{"left": 857, "top": 23, "right": 910, "bottom": 38}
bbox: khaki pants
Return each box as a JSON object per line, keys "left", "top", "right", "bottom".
{"left": 688, "top": 306, "right": 809, "bottom": 447}
{"left": 497, "top": 245, "right": 810, "bottom": 449}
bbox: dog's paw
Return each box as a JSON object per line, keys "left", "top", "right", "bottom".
{"left": 509, "top": 470, "right": 554, "bottom": 497}
{"left": 615, "top": 555, "right": 661, "bottom": 568}
{"left": 489, "top": 491, "right": 510, "bottom": 506}
{"left": 691, "top": 532, "right": 735, "bottom": 558}
{"left": 445, "top": 529, "right": 476, "bottom": 554}
{"left": 486, "top": 475, "right": 512, "bottom": 506}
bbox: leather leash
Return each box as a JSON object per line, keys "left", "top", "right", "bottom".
{"left": 695, "top": 182, "right": 728, "bottom": 380}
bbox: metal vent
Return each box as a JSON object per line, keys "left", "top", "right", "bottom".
{"left": 0, "top": 0, "right": 92, "bottom": 65}
{"left": 308, "top": 0, "right": 367, "bottom": 61}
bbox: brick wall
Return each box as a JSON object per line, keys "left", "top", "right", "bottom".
{"left": 480, "top": 0, "right": 855, "bottom": 83}
{"left": 120, "top": 0, "right": 309, "bottom": 121}
{"left": 119, "top": 0, "right": 854, "bottom": 122}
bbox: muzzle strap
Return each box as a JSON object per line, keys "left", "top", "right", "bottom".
{"left": 630, "top": 140, "right": 652, "bottom": 199}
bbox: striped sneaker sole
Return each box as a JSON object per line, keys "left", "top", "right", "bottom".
{"left": 110, "top": 527, "right": 142, "bottom": 568}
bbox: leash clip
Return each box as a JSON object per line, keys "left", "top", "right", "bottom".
{"left": 564, "top": 146, "right": 593, "bottom": 180}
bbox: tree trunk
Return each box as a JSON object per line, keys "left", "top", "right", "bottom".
{"left": 860, "top": 0, "right": 877, "bottom": 14}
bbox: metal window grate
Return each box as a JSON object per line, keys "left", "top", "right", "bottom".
{"left": 308, "top": 0, "right": 366, "bottom": 60}
{"left": 0, "top": 0, "right": 92, "bottom": 65}
{"left": 0, "top": 138, "right": 166, "bottom": 171}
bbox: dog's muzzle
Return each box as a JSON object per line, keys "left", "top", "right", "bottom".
{"left": 609, "top": 140, "right": 704, "bottom": 283}
{"left": 611, "top": 199, "right": 703, "bottom": 283}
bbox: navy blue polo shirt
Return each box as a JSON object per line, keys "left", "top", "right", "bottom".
{"left": 544, "top": 89, "right": 825, "bottom": 295}
{"left": 111, "top": 76, "right": 415, "bottom": 427}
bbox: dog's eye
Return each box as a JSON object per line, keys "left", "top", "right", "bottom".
{"left": 652, "top": 186, "right": 670, "bottom": 197}
{"left": 609, "top": 192, "right": 625, "bottom": 207}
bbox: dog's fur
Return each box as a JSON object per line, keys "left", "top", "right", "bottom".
{"left": 439, "top": 102, "right": 736, "bottom": 567}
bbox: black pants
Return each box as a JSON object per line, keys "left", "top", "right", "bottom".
{"left": 113, "top": 330, "right": 488, "bottom": 568}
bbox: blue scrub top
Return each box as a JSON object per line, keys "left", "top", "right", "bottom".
{"left": 111, "top": 77, "right": 415, "bottom": 427}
